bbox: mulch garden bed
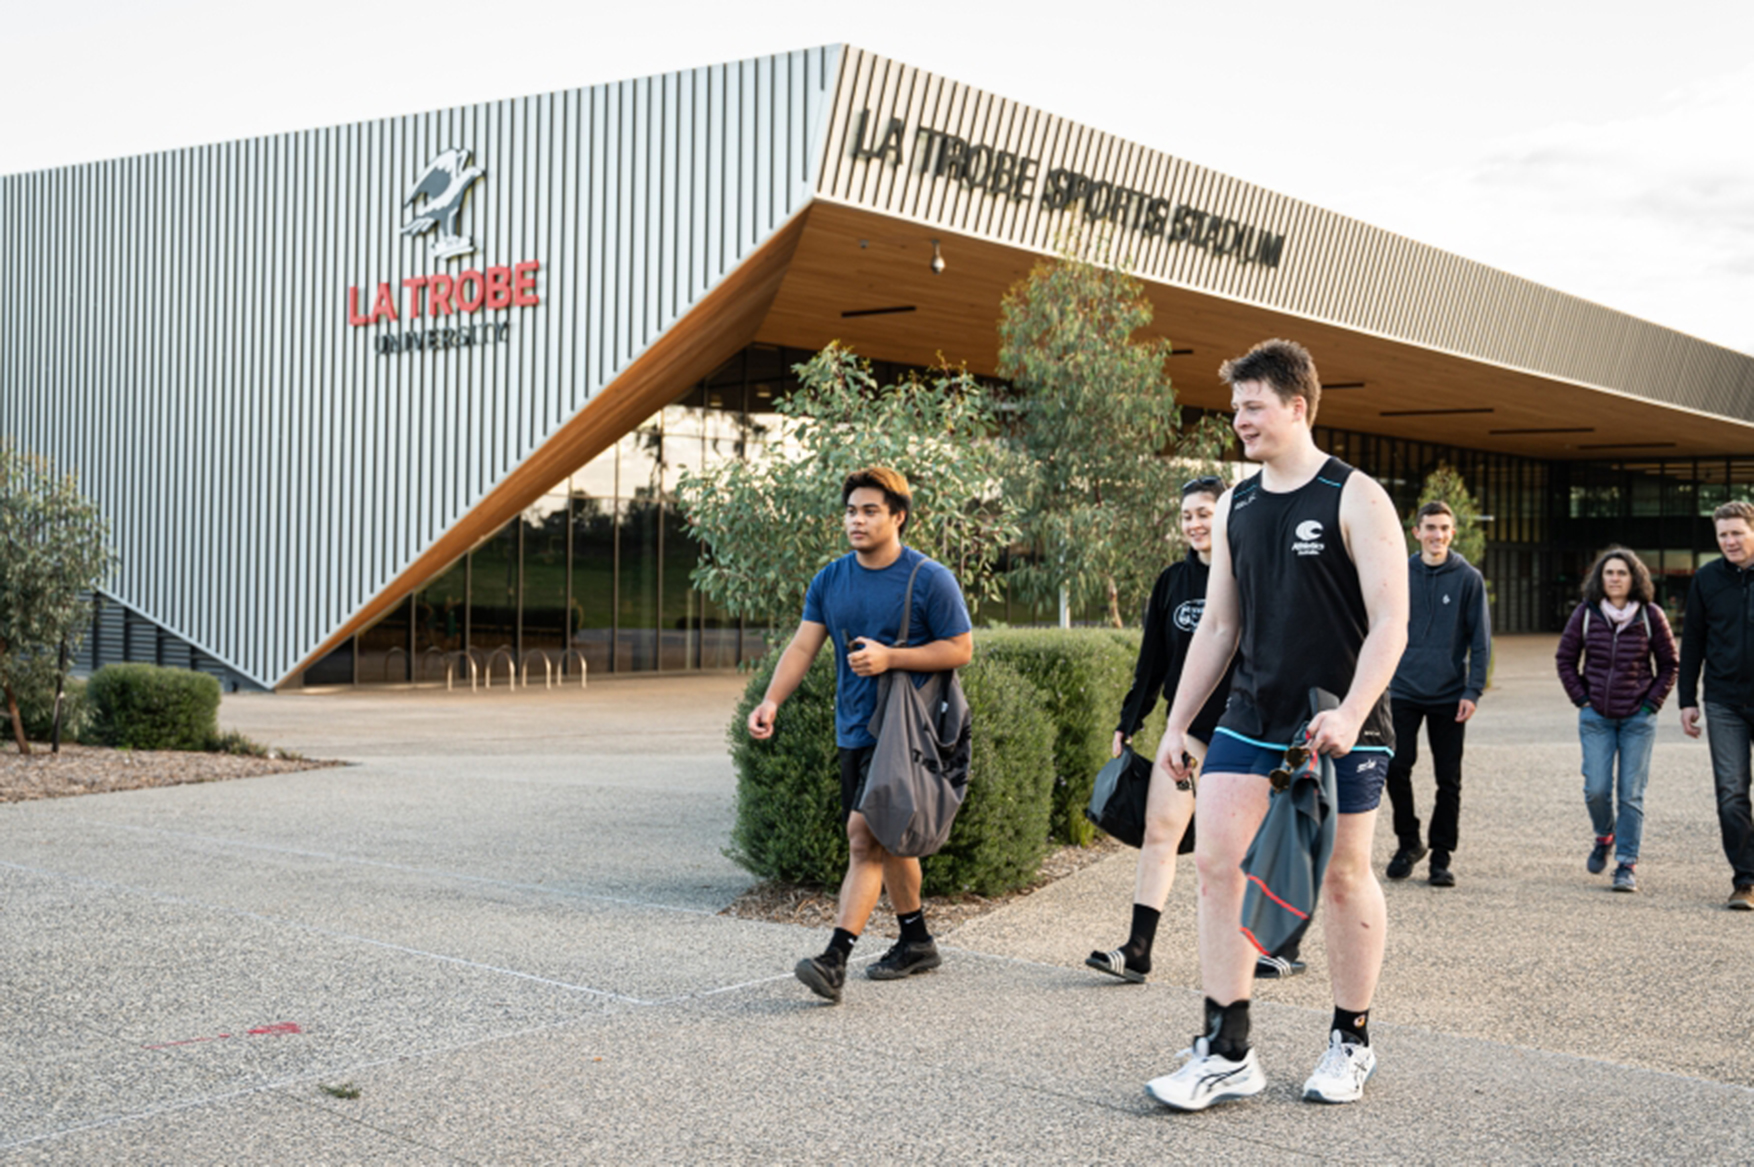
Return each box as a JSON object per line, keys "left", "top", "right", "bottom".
{"left": 719, "top": 835, "right": 1127, "bottom": 935}
{"left": 0, "top": 742, "right": 344, "bottom": 803}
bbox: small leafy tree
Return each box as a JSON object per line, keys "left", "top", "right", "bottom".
{"left": 997, "top": 242, "right": 1230, "bottom": 627}
{"left": 1407, "top": 462, "right": 1486, "bottom": 567}
{"left": 0, "top": 443, "right": 116, "bottom": 753}
{"left": 678, "top": 344, "right": 1022, "bottom": 631}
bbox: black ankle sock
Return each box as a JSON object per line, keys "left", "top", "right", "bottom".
{"left": 1333, "top": 1006, "right": 1370, "bottom": 1047}
{"left": 1122, "top": 904, "right": 1160, "bottom": 970}
{"left": 824, "top": 928, "right": 858, "bottom": 965}
{"left": 897, "top": 909, "right": 929, "bottom": 944}
{"left": 1203, "top": 997, "right": 1251, "bottom": 1061}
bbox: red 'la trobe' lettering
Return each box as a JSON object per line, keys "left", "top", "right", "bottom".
{"left": 347, "top": 282, "right": 400, "bottom": 326}
{"left": 348, "top": 261, "right": 541, "bottom": 325}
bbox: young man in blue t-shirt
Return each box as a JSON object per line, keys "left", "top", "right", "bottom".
{"left": 746, "top": 467, "right": 973, "bottom": 1004}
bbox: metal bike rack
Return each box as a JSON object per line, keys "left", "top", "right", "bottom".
{"left": 419, "top": 646, "right": 449, "bottom": 687}
{"left": 560, "top": 648, "right": 588, "bottom": 689}
{"left": 483, "top": 647, "right": 516, "bottom": 688}
{"left": 519, "top": 649, "right": 552, "bottom": 689}
{"left": 442, "top": 649, "right": 479, "bottom": 692}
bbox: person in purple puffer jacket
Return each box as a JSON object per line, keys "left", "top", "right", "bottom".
{"left": 1555, "top": 547, "right": 1678, "bottom": 892}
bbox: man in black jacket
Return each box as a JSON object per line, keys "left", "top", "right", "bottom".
{"left": 1382, "top": 501, "right": 1491, "bottom": 887}
{"left": 1678, "top": 500, "right": 1754, "bottom": 911}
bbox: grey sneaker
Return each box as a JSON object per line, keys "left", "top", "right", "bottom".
{"left": 1588, "top": 838, "right": 1613, "bottom": 875}
{"left": 866, "top": 938, "right": 942, "bottom": 980}
{"left": 1612, "top": 864, "right": 1638, "bottom": 893}
{"left": 793, "top": 954, "right": 846, "bottom": 1003}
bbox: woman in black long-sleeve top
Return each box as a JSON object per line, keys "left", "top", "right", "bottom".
{"left": 1087, "top": 476, "right": 1302, "bottom": 982}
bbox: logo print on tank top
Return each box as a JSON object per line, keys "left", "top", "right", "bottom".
{"left": 1293, "top": 519, "right": 1325, "bottom": 556}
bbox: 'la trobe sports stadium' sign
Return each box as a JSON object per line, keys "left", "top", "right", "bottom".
{"left": 847, "top": 109, "right": 1287, "bottom": 268}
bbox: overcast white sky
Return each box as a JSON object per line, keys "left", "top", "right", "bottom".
{"left": 8, "top": 0, "right": 1750, "bottom": 354}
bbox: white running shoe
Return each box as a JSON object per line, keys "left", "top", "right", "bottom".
{"left": 1145, "top": 1037, "right": 1267, "bottom": 1111}
{"left": 1302, "top": 1029, "right": 1376, "bottom": 1103}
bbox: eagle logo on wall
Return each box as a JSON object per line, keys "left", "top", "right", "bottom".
{"left": 401, "top": 147, "right": 485, "bottom": 262}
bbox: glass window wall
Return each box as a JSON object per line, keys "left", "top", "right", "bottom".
{"left": 325, "top": 346, "right": 1754, "bottom": 684}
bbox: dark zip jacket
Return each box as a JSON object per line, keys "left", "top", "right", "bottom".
{"left": 1556, "top": 600, "right": 1678, "bottom": 718}
{"left": 1117, "top": 550, "right": 1233, "bottom": 743}
{"left": 1390, "top": 551, "right": 1491, "bottom": 705}
{"left": 1679, "top": 556, "right": 1754, "bottom": 712}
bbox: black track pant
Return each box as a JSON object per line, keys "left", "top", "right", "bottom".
{"left": 1385, "top": 699, "right": 1467, "bottom": 854}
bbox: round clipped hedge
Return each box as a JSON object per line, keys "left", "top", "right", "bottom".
{"left": 726, "top": 646, "right": 1057, "bottom": 896}
{"left": 86, "top": 662, "right": 222, "bottom": 750}
{"left": 973, "top": 628, "right": 1137, "bottom": 846}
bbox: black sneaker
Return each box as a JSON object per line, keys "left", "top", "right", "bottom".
{"left": 866, "top": 938, "right": 943, "bottom": 980}
{"left": 1428, "top": 851, "right": 1456, "bottom": 887}
{"left": 794, "top": 954, "right": 846, "bottom": 1003}
{"left": 1386, "top": 843, "right": 1427, "bottom": 880}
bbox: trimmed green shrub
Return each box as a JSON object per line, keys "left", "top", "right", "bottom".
{"left": 727, "top": 651, "right": 846, "bottom": 887}
{"left": 87, "top": 663, "right": 221, "bottom": 750}
{"left": 922, "top": 653, "right": 1055, "bottom": 895}
{"left": 1103, "top": 626, "right": 1168, "bottom": 762}
{"left": 976, "top": 628, "right": 1137, "bottom": 846}
{"left": 16, "top": 676, "right": 88, "bottom": 743}
{"left": 726, "top": 646, "right": 1058, "bottom": 896}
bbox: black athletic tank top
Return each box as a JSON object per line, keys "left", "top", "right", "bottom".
{"left": 1216, "top": 456, "right": 1395, "bottom": 752}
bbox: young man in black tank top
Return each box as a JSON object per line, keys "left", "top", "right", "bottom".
{"left": 1144, "top": 339, "right": 1409, "bottom": 1110}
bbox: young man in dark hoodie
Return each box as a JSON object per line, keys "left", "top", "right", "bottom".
{"left": 1383, "top": 501, "right": 1491, "bottom": 887}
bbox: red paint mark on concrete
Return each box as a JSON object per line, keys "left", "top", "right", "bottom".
{"left": 143, "top": 1022, "right": 302, "bottom": 1050}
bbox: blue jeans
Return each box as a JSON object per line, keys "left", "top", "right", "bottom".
{"left": 1578, "top": 707, "right": 1656, "bottom": 865}
{"left": 1703, "top": 704, "right": 1754, "bottom": 887}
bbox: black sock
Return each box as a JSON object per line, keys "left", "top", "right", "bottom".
{"left": 1333, "top": 1006, "right": 1370, "bottom": 1047}
{"left": 1203, "top": 997, "right": 1251, "bottom": 1061}
{"left": 1122, "top": 904, "right": 1160, "bottom": 971}
{"left": 897, "top": 909, "right": 929, "bottom": 943}
{"left": 824, "top": 927, "right": 858, "bottom": 965}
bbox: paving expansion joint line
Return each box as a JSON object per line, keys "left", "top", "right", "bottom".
{"left": 279, "top": 1084, "right": 484, "bottom": 1166}
{"left": 0, "top": 1015, "right": 604, "bottom": 1153}
{"left": 68, "top": 817, "right": 720, "bottom": 918}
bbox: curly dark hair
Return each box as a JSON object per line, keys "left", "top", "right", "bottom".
{"left": 1581, "top": 546, "right": 1655, "bottom": 606}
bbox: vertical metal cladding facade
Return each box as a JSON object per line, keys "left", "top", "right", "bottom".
{"left": 819, "top": 48, "right": 1754, "bottom": 420}
{"left": 1, "top": 46, "right": 841, "bottom": 689}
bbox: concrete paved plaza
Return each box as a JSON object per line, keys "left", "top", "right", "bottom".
{"left": 2, "top": 637, "right": 1751, "bottom": 1162}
